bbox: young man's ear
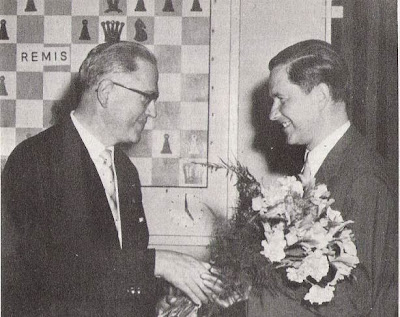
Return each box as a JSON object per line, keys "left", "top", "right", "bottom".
{"left": 96, "top": 79, "right": 113, "bottom": 108}
{"left": 312, "top": 82, "right": 331, "bottom": 108}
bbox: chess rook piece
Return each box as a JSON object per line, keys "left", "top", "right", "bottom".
{"left": 0, "top": 76, "right": 8, "bottom": 96}
{"left": 162, "top": 0, "right": 175, "bottom": 12}
{"left": 161, "top": 134, "right": 172, "bottom": 154}
{"left": 191, "top": 0, "right": 202, "bottom": 12}
{"left": 101, "top": 20, "right": 125, "bottom": 43}
{"left": 134, "top": 18, "right": 147, "bottom": 42}
{"left": 0, "top": 20, "right": 9, "bottom": 40}
{"left": 79, "top": 20, "right": 91, "bottom": 41}
{"left": 105, "top": 0, "right": 123, "bottom": 13}
{"left": 135, "top": 0, "right": 146, "bottom": 12}
{"left": 25, "top": 0, "right": 37, "bottom": 12}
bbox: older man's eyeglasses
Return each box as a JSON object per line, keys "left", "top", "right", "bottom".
{"left": 111, "top": 81, "right": 159, "bottom": 105}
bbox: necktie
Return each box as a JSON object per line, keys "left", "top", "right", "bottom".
{"left": 99, "top": 149, "right": 122, "bottom": 247}
{"left": 299, "top": 151, "right": 312, "bottom": 185}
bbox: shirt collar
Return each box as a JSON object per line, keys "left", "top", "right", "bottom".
{"left": 306, "top": 121, "right": 351, "bottom": 178}
{"left": 70, "top": 111, "right": 114, "bottom": 162}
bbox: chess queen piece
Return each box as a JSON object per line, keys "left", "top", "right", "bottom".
{"left": 0, "top": 20, "right": 9, "bottom": 40}
{"left": 25, "top": 0, "right": 37, "bottom": 12}
{"left": 105, "top": 0, "right": 123, "bottom": 13}
{"left": 161, "top": 134, "right": 172, "bottom": 154}
{"left": 134, "top": 18, "right": 147, "bottom": 42}
{"left": 79, "top": 20, "right": 91, "bottom": 41}
{"left": 191, "top": 0, "right": 202, "bottom": 12}
{"left": 162, "top": 0, "right": 175, "bottom": 12}
{"left": 101, "top": 20, "right": 125, "bottom": 43}
{"left": 135, "top": 0, "right": 146, "bottom": 12}
{"left": 0, "top": 76, "right": 8, "bottom": 96}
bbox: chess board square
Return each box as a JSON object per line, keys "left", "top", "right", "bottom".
{"left": 72, "top": 0, "right": 99, "bottom": 16}
{"left": 0, "top": 44, "right": 17, "bottom": 71}
{"left": 43, "top": 100, "right": 55, "bottom": 128}
{"left": 17, "top": 15, "right": 44, "bottom": 43}
{"left": 43, "top": 72, "right": 71, "bottom": 100}
{"left": 180, "top": 130, "right": 207, "bottom": 158}
{"left": 16, "top": 100, "right": 43, "bottom": 127}
{"left": 127, "top": 0, "right": 155, "bottom": 16}
{"left": 0, "top": 100, "right": 16, "bottom": 127}
{"left": 16, "top": 127, "right": 43, "bottom": 145}
{"left": 152, "top": 130, "right": 180, "bottom": 158}
{"left": 153, "top": 102, "right": 180, "bottom": 130}
{"left": 44, "top": 0, "right": 71, "bottom": 15}
{"left": 154, "top": 45, "right": 181, "bottom": 73}
{"left": 128, "top": 157, "right": 152, "bottom": 186}
{"left": 154, "top": 17, "right": 182, "bottom": 45}
{"left": 43, "top": 65, "right": 71, "bottom": 72}
{"left": 100, "top": 0, "right": 127, "bottom": 16}
{"left": 126, "top": 16, "right": 154, "bottom": 45}
{"left": 155, "top": 0, "right": 182, "bottom": 16}
{"left": 0, "top": 1, "right": 17, "bottom": 15}
{"left": 179, "top": 102, "right": 208, "bottom": 130}
{"left": 16, "top": 44, "right": 44, "bottom": 72}
{"left": 0, "top": 72, "right": 17, "bottom": 99}
{"left": 158, "top": 73, "right": 181, "bottom": 102}
{"left": 123, "top": 130, "right": 153, "bottom": 157}
{"left": 0, "top": 16, "right": 17, "bottom": 43}
{"left": 17, "top": 0, "right": 44, "bottom": 15}
{"left": 182, "top": 0, "right": 210, "bottom": 17}
{"left": 182, "top": 17, "right": 209, "bottom": 45}
{"left": 98, "top": 17, "right": 127, "bottom": 43}
{"left": 71, "top": 44, "right": 97, "bottom": 72}
{"left": 16, "top": 72, "right": 42, "bottom": 99}
{"left": 44, "top": 16, "right": 71, "bottom": 44}
{"left": 152, "top": 158, "right": 179, "bottom": 187}
{"left": 179, "top": 158, "right": 207, "bottom": 187}
{"left": 1, "top": 128, "right": 16, "bottom": 156}
{"left": 72, "top": 16, "right": 99, "bottom": 44}
{"left": 181, "top": 74, "right": 208, "bottom": 102}
{"left": 181, "top": 45, "right": 209, "bottom": 74}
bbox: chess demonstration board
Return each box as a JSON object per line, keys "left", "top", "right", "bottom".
{"left": 0, "top": 0, "right": 211, "bottom": 187}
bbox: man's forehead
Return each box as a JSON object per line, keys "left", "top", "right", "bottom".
{"left": 269, "top": 65, "right": 291, "bottom": 93}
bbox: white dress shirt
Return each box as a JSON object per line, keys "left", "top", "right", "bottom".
{"left": 304, "top": 121, "right": 351, "bottom": 179}
{"left": 70, "top": 111, "right": 122, "bottom": 248}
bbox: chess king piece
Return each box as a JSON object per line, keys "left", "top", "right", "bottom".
{"left": 134, "top": 18, "right": 147, "bottom": 42}
{"left": 25, "top": 0, "right": 37, "bottom": 12}
{"left": 162, "top": 0, "right": 175, "bottom": 12}
{"left": 191, "top": 0, "right": 202, "bottom": 12}
{"left": 105, "top": 0, "right": 123, "bottom": 13}
{"left": 188, "top": 134, "right": 200, "bottom": 156}
{"left": 0, "top": 76, "right": 8, "bottom": 96}
{"left": 79, "top": 20, "right": 91, "bottom": 41}
{"left": 135, "top": 0, "right": 146, "bottom": 12}
{"left": 0, "top": 20, "right": 9, "bottom": 40}
{"left": 101, "top": 20, "right": 125, "bottom": 43}
{"left": 161, "top": 134, "right": 172, "bottom": 154}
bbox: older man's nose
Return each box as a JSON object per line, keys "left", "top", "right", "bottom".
{"left": 145, "top": 100, "right": 157, "bottom": 118}
{"left": 269, "top": 102, "right": 280, "bottom": 121}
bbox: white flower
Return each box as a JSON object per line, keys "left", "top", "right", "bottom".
{"left": 302, "top": 222, "right": 332, "bottom": 249}
{"left": 277, "top": 176, "right": 304, "bottom": 197}
{"left": 260, "top": 239, "right": 286, "bottom": 262}
{"left": 286, "top": 267, "right": 307, "bottom": 283}
{"left": 252, "top": 196, "right": 264, "bottom": 211}
{"left": 311, "top": 184, "right": 329, "bottom": 199}
{"left": 327, "top": 208, "right": 344, "bottom": 223}
{"left": 304, "top": 284, "right": 335, "bottom": 304}
{"left": 305, "top": 250, "right": 330, "bottom": 282}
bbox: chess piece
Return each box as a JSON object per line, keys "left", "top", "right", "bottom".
{"left": 162, "top": 0, "right": 175, "bottom": 12}
{"left": 0, "top": 20, "right": 9, "bottom": 40}
{"left": 188, "top": 134, "right": 200, "bottom": 156}
{"left": 105, "top": 0, "right": 123, "bottom": 13}
{"left": 191, "top": 0, "right": 202, "bottom": 12}
{"left": 25, "top": 0, "right": 37, "bottom": 12}
{"left": 0, "top": 76, "right": 8, "bottom": 96}
{"left": 134, "top": 18, "right": 147, "bottom": 42}
{"left": 135, "top": 0, "right": 146, "bottom": 12}
{"left": 161, "top": 134, "right": 172, "bottom": 154}
{"left": 79, "top": 20, "right": 91, "bottom": 41}
{"left": 101, "top": 20, "right": 125, "bottom": 43}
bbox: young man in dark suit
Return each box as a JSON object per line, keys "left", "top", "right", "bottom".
{"left": 248, "top": 40, "right": 397, "bottom": 316}
{"left": 1, "top": 41, "right": 226, "bottom": 316}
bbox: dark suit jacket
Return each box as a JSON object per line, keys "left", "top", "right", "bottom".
{"left": 248, "top": 126, "right": 398, "bottom": 316}
{"left": 2, "top": 118, "right": 160, "bottom": 316}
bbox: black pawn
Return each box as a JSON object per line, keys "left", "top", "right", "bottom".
{"left": 161, "top": 134, "right": 172, "bottom": 154}
{"left": 134, "top": 18, "right": 147, "bottom": 42}
{"left": 135, "top": 0, "right": 146, "bottom": 12}
{"left": 0, "top": 20, "right": 9, "bottom": 40}
{"left": 191, "top": 0, "right": 202, "bottom": 12}
{"left": 0, "top": 76, "right": 8, "bottom": 96}
{"left": 162, "top": 0, "right": 174, "bottom": 12}
{"left": 79, "top": 20, "right": 91, "bottom": 40}
{"left": 25, "top": 0, "right": 37, "bottom": 12}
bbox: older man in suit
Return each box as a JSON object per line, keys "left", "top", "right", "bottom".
{"left": 1, "top": 41, "right": 225, "bottom": 316}
{"left": 248, "top": 40, "right": 397, "bottom": 316}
